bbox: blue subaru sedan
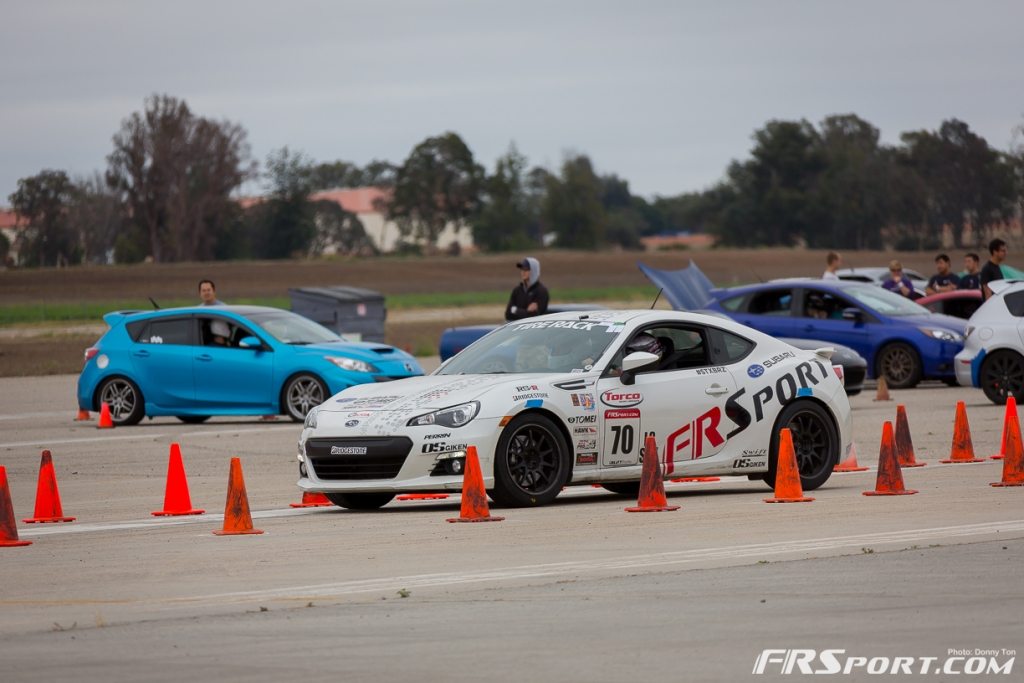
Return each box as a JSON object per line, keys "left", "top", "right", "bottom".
{"left": 77, "top": 305, "right": 423, "bottom": 425}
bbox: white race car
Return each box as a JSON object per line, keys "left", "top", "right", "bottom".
{"left": 297, "top": 310, "right": 853, "bottom": 509}
{"left": 955, "top": 280, "right": 1024, "bottom": 404}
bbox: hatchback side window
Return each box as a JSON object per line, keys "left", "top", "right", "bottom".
{"left": 137, "top": 318, "right": 192, "bottom": 345}
{"left": 707, "top": 327, "right": 755, "bottom": 365}
{"left": 747, "top": 289, "right": 792, "bottom": 316}
{"left": 1004, "top": 291, "right": 1024, "bottom": 317}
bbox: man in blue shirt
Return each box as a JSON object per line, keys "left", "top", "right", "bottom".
{"left": 926, "top": 253, "right": 960, "bottom": 294}
{"left": 959, "top": 253, "right": 981, "bottom": 290}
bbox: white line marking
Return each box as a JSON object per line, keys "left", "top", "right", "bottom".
{"left": 0, "top": 425, "right": 296, "bottom": 449}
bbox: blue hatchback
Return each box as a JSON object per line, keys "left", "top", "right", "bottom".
{"left": 77, "top": 305, "right": 423, "bottom": 425}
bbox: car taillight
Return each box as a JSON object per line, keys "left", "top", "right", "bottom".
{"left": 832, "top": 364, "right": 845, "bottom": 386}
{"left": 84, "top": 347, "right": 99, "bottom": 363}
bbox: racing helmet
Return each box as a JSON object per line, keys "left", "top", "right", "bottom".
{"left": 625, "top": 333, "right": 663, "bottom": 358}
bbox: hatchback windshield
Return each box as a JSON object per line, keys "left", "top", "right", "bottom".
{"left": 844, "top": 285, "right": 930, "bottom": 317}
{"left": 246, "top": 310, "right": 340, "bottom": 344}
{"left": 439, "top": 318, "right": 624, "bottom": 375}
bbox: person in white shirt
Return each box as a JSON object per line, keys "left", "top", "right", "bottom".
{"left": 822, "top": 251, "right": 841, "bottom": 280}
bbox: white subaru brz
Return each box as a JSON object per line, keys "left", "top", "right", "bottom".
{"left": 955, "top": 280, "right": 1024, "bottom": 404}
{"left": 297, "top": 310, "right": 853, "bottom": 509}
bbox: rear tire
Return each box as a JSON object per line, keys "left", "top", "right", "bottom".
{"left": 325, "top": 492, "right": 395, "bottom": 510}
{"left": 876, "top": 342, "right": 922, "bottom": 389}
{"left": 980, "top": 350, "right": 1024, "bottom": 405}
{"left": 97, "top": 377, "right": 145, "bottom": 426}
{"left": 765, "top": 400, "right": 839, "bottom": 492}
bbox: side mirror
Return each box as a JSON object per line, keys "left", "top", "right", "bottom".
{"left": 622, "top": 351, "right": 658, "bottom": 373}
{"left": 841, "top": 307, "right": 863, "bottom": 322}
{"left": 238, "top": 336, "right": 262, "bottom": 349}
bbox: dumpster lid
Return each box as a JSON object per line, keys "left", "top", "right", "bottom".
{"left": 288, "top": 286, "right": 385, "bottom": 302}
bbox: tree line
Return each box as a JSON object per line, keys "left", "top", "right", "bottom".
{"left": 5, "top": 95, "right": 1023, "bottom": 267}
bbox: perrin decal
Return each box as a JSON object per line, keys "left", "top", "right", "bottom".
{"left": 600, "top": 390, "right": 643, "bottom": 408}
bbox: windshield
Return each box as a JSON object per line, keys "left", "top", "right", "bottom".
{"left": 439, "top": 318, "right": 624, "bottom": 375}
{"left": 245, "top": 310, "right": 340, "bottom": 344}
{"left": 843, "top": 285, "right": 930, "bottom": 317}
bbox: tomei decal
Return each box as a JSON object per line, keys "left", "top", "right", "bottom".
{"left": 576, "top": 452, "right": 598, "bottom": 465}
{"left": 604, "top": 408, "right": 641, "bottom": 467}
{"left": 665, "top": 407, "right": 726, "bottom": 470}
{"left": 568, "top": 415, "right": 597, "bottom": 424}
{"left": 600, "top": 390, "right": 643, "bottom": 408}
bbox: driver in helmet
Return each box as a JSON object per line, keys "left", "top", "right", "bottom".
{"left": 608, "top": 333, "right": 664, "bottom": 376}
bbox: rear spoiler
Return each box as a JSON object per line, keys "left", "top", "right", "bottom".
{"left": 101, "top": 310, "right": 143, "bottom": 327}
{"left": 813, "top": 347, "right": 835, "bottom": 361}
{"left": 986, "top": 279, "right": 1024, "bottom": 296}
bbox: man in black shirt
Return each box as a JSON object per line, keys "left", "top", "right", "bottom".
{"left": 505, "top": 257, "right": 550, "bottom": 321}
{"left": 959, "top": 253, "right": 981, "bottom": 291}
{"left": 980, "top": 239, "right": 1008, "bottom": 300}
{"left": 925, "top": 253, "right": 960, "bottom": 294}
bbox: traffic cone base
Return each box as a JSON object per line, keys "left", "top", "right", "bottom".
{"left": 23, "top": 450, "right": 75, "bottom": 524}
{"left": 991, "top": 455, "right": 1005, "bottom": 460}
{"left": 834, "top": 443, "right": 869, "bottom": 472}
{"left": 397, "top": 493, "right": 450, "bottom": 501}
{"left": 864, "top": 421, "right": 917, "bottom": 495}
{"left": 670, "top": 476, "right": 720, "bottom": 483}
{"left": 152, "top": 443, "right": 205, "bottom": 517}
{"left": 213, "top": 457, "right": 263, "bottom": 535}
{"left": 97, "top": 402, "right": 114, "bottom": 429}
{"left": 765, "top": 428, "right": 814, "bottom": 503}
{"left": 447, "top": 447, "right": 504, "bottom": 522}
{"left": 0, "top": 466, "right": 32, "bottom": 547}
{"left": 289, "top": 491, "right": 333, "bottom": 508}
{"left": 625, "top": 435, "right": 680, "bottom": 512}
{"left": 74, "top": 409, "right": 91, "bottom": 421}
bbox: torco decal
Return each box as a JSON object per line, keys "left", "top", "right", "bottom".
{"left": 601, "top": 390, "right": 643, "bottom": 408}
{"left": 665, "top": 407, "right": 725, "bottom": 466}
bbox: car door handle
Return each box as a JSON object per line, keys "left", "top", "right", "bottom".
{"left": 196, "top": 354, "right": 213, "bottom": 362}
{"left": 132, "top": 350, "right": 150, "bottom": 358}
{"left": 705, "top": 384, "right": 729, "bottom": 396}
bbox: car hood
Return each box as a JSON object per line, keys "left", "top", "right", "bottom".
{"left": 898, "top": 313, "right": 967, "bottom": 333}
{"left": 318, "top": 372, "right": 577, "bottom": 415}
{"left": 294, "top": 340, "right": 416, "bottom": 363}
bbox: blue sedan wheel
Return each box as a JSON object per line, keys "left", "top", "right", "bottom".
{"left": 98, "top": 377, "right": 145, "bottom": 426}
{"left": 876, "top": 342, "right": 922, "bottom": 389}
{"left": 283, "top": 374, "right": 327, "bottom": 422}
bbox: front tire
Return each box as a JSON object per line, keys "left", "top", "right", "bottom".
{"left": 765, "top": 400, "right": 839, "bottom": 492}
{"left": 876, "top": 342, "right": 922, "bottom": 389}
{"left": 491, "top": 413, "right": 570, "bottom": 507}
{"left": 980, "top": 350, "right": 1024, "bottom": 405}
{"left": 325, "top": 492, "right": 395, "bottom": 510}
{"left": 97, "top": 377, "right": 145, "bottom": 426}
{"left": 282, "top": 373, "right": 327, "bottom": 422}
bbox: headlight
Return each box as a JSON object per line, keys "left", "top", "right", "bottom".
{"left": 407, "top": 401, "right": 480, "bottom": 428}
{"left": 325, "top": 356, "right": 379, "bottom": 373}
{"left": 919, "top": 327, "right": 964, "bottom": 343}
{"left": 304, "top": 406, "right": 319, "bottom": 430}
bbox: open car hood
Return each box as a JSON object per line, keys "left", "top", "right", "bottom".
{"left": 637, "top": 261, "right": 715, "bottom": 311}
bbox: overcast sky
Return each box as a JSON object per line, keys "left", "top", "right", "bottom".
{"left": 2, "top": 0, "right": 1022, "bottom": 204}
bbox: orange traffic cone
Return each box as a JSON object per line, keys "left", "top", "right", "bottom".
{"left": 74, "top": 409, "right": 91, "bottom": 421}
{"left": 447, "top": 447, "right": 504, "bottom": 523}
{"left": 670, "top": 476, "right": 721, "bottom": 483}
{"left": 864, "top": 421, "right": 917, "bottom": 496}
{"left": 873, "top": 376, "right": 891, "bottom": 401}
{"left": 289, "top": 491, "right": 333, "bottom": 508}
{"left": 626, "top": 435, "right": 680, "bottom": 512}
{"left": 834, "top": 442, "right": 869, "bottom": 472}
{"left": 990, "top": 396, "right": 1017, "bottom": 460}
{"left": 940, "top": 401, "right": 984, "bottom": 463}
{"left": 765, "top": 428, "right": 814, "bottom": 503}
{"left": 152, "top": 443, "right": 205, "bottom": 516}
{"left": 23, "top": 449, "right": 75, "bottom": 523}
{"left": 396, "top": 493, "right": 450, "bottom": 501}
{"left": 97, "top": 402, "right": 114, "bottom": 429}
{"left": 894, "top": 404, "right": 926, "bottom": 467}
{"left": 991, "top": 408, "right": 1024, "bottom": 487}
{"left": 213, "top": 458, "right": 263, "bottom": 535}
{"left": 0, "top": 466, "right": 32, "bottom": 547}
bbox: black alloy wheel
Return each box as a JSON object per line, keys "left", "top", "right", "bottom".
{"left": 491, "top": 414, "right": 570, "bottom": 507}
{"left": 980, "top": 351, "right": 1024, "bottom": 405}
{"left": 766, "top": 400, "right": 839, "bottom": 492}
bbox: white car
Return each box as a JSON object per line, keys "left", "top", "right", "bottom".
{"left": 955, "top": 280, "right": 1024, "bottom": 404}
{"left": 297, "top": 310, "right": 853, "bottom": 509}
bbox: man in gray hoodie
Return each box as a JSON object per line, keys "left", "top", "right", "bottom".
{"left": 505, "top": 257, "right": 550, "bottom": 321}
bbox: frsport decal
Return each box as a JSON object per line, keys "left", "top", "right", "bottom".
{"left": 664, "top": 406, "right": 726, "bottom": 471}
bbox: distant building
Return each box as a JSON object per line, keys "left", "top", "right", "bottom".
{"left": 640, "top": 232, "right": 716, "bottom": 251}
{"left": 0, "top": 208, "right": 26, "bottom": 265}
